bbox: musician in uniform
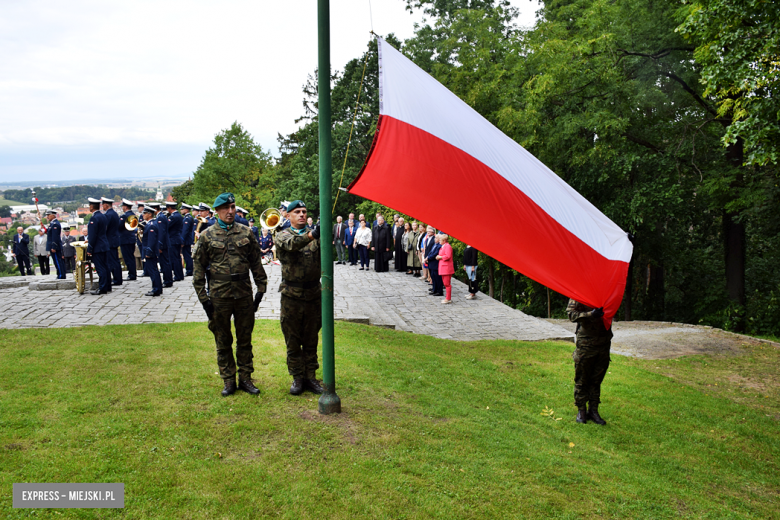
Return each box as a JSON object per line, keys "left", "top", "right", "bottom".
{"left": 118, "top": 198, "right": 138, "bottom": 281}
{"left": 45, "top": 210, "right": 66, "bottom": 279}
{"left": 100, "top": 197, "right": 122, "bottom": 286}
{"left": 274, "top": 200, "right": 324, "bottom": 396}
{"left": 193, "top": 193, "right": 267, "bottom": 397}
{"left": 248, "top": 218, "right": 260, "bottom": 243}
{"left": 141, "top": 206, "right": 163, "bottom": 296}
{"left": 234, "top": 206, "right": 249, "bottom": 227}
{"left": 152, "top": 203, "right": 173, "bottom": 287}
{"left": 180, "top": 203, "right": 195, "bottom": 276}
{"left": 87, "top": 197, "right": 111, "bottom": 294}
{"left": 165, "top": 201, "right": 185, "bottom": 282}
{"left": 279, "top": 201, "right": 292, "bottom": 231}
{"left": 136, "top": 202, "right": 147, "bottom": 277}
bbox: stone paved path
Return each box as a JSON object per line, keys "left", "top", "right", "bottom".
{"left": 0, "top": 263, "right": 573, "bottom": 342}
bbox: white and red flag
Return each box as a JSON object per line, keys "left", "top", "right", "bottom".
{"left": 348, "top": 38, "right": 633, "bottom": 325}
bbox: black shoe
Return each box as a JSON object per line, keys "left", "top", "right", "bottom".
{"left": 304, "top": 378, "right": 324, "bottom": 394}
{"left": 144, "top": 291, "right": 162, "bottom": 296}
{"left": 587, "top": 404, "right": 607, "bottom": 425}
{"left": 576, "top": 407, "right": 588, "bottom": 424}
{"left": 162, "top": 283, "right": 173, "bottom": 288}
{"left": 359, "top": 267, "right": 364, "bottom": 270}
{"left": 89, "top": 289, "right": 108, "bottom": 295}
{"left": 290, "top": 378, "right": 304, "bottom": 395}
{"left": 238, "top": 379, "right": 260, "bottom": 395}
{"left": 221, "top": 378, "right": 237, "bottom": 397}
{"left": 112, "top": 281, "right": 122, "bottom": 286}
{"left": 432, "top": 292, "right": 444, "bottom": 297}
{"left": 124, "top": 277, "right": 136, "bottom": 281}
{"left": 173, "top": 278, "right": 184, "bottom": 282}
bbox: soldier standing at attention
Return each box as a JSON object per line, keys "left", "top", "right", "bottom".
{"left": 193, "top": 193, "right": 267, "bottom": 397}
{"left": 567, "top": 299, "right": 612, "bottom": 425}
{"left": 180, "top": 204, "right": 194, "bottom": 276}
{"left": 87, "top": 197, "right": 111, "bottom": 295}
{"left": 153, "top": 203, "right": 173, "bottom": 288}
{"left": 165, "top": 201, "right": 185, "bottom": 282}
{"left": 141, "top": 207, "right": 163, "bottom": 296}
{"left": 275, "top": 200, "right": 324, "bottom": 396}
{"left": 101, "top": 197, "right": 123, "bottom": 286}
{"left": 118, "top": 199, "right": 138, "bottom": 281}
{"left": 45, "top": 210, "right": 66, "bottom": 279}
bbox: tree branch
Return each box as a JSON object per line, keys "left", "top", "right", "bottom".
{"left": 624, "top": 134, "right": 664, "bottom": 154}
{"left": 662, "top": 71, "right": 720, "bottom": 119}
{"left": 616, "top": 47, "right": 695, "bottom": 60}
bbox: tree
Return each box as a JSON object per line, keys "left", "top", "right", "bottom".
{"left": 0, "top": 206, "right": 10, "bottom": 218}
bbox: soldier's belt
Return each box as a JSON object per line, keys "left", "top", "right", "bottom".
{"left": 282, "top": 279, "right": 320, "bottom": 289}
{"left": 210, "top": 272, "right": 250, "bottom": 282}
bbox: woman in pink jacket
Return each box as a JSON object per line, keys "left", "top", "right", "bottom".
{"left": 436, "top": 234, "right": 455, "bottom": 304}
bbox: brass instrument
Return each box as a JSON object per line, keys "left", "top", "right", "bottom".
{"left": 125, "top": 214, "right": 139, "bottom": 231}
{"left": 259, "top": 208, "right": 283, "bottom": 231}
{"left": 193, "top": 217, "right": 209, "bottom": 242}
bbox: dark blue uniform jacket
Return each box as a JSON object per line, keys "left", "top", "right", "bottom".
{"left": 87, "top": 211, "right": 110, "bottom": 254}
{"left": 104, "top": 208, "right": 120, "bottom": 248}
{"left": 47, "top": 219, "right": 62, "bottom": 253}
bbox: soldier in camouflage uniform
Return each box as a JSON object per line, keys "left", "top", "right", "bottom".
{"left": 274, "top": 200, "right": 324, "bottom": 396}
{"left": 567, "top": 299, "right": 612, "bottom": 425}
{"left": 193, "top": 193, "right": 268, "bottom": 397}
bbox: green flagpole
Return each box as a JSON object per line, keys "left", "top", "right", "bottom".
{"left": 318, "top": 0, "right": 341, "bottom": 415}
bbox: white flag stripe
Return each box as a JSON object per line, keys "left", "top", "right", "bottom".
{"left": 378, "top": 39, "right": 631, "bottom": 262}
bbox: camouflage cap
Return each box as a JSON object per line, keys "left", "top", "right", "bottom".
{"left": 213, "top": 193, "right": 235, "bottom": 209}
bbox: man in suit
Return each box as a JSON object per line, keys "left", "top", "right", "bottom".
{"left": 180, "top": 203, "right": 195, "bottom": 276}
{"left": 332, "top": 216, "right": 346, "bottom": 265}
{"left": 426, "top": 234, "right": 444, "bottom": 297}
{"left": 45, "top": 210, "right": 66, "bottom": 279}
{"left": 152, "top": 203, "right": 173, "bottom": 287}
{"left": 118, "top": 199, "right": 138, "bottom": 281}
{"left": 421, "top": 226, "right": 436, "bottom": 284}
{"left": 33, "top": 228, "right": 50, "bottom": 275}
{"left": 12, "top": 227, "right": 33, "bottom": 275}
{"left": 345, "top": 218, "right": 357, "bottom": 266}
{"left": 101, "top": 197, "right": 122, "bottom": 286}
{"left": 165, "top": 201, "right": 184, "bottom": 282}
{"left": 87, "top": 197, "right": 111, "bottom": 294}
{"left": 141, "top": 207, "right": 163, "bottom": 296}
{"left": 394, "top": 217, "right": 406, "bottom": 272}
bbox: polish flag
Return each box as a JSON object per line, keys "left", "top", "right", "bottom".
{"left": 348, "top": 38, "right": 633, "bottom": 325}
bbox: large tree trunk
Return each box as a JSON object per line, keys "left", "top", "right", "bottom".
{"left": 724, "top": 139, "right": 746, "bottom": 332}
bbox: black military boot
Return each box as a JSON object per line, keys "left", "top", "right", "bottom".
{"left": 290, "top": 378, "right": 304, "bottom": 395}
{"left": 587, "top": 403, "right": 607, "bottom": 425}
{"left": 576, "top": 406, "right": 588, "bottom": 424}
{"left": 304, "top": 378, "right": 324, "bottom": 394}
{"left": 238, "top": 379, "right": 260, "bottom": 395}
{"left": 221, "top": 378, "right": 236, "bottom": 397}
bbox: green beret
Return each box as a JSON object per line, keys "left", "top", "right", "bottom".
{"left": 213, "top": 192, "right": 235, "bottom": 209}
{"left": 287, "top": 200, "right": 306, "bottom": 212}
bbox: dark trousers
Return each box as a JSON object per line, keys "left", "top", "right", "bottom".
{"left": 334, "top": 239, "right": 346, "bottom": 263}
{"left": 64, "top": 256, "right": 75, "bottom": 273}
{"left": 357, "top": 245, "right": 369, "bottom": 268}
{"left": 159, "top": 247, "right": 172, "bottom": 284}
{"left": 280, "top": 295, "right": 321, "bottom": 379}
{"left": 120, "top": 243, "right": 137, "bottom": 279}
{"left": 430, "top": 268, "right": 443, "bottom": 295}
{"left": 347, "top": 244, "right": 357, "bottom": 265}
{"left": 37, "top": 255, "right": 50, "bottom": 275}
{"left": 182, "top": 245, "right": 193, "bottom": 275}
{"left": 50, "top": 253, "right": 65, "bottom": 279}
{"left": 17, "top": 255, "right": 32, "bottom": 275}
{"left": 109, "top": 247, "right": 122, "bottom": 284}
{"left": 146, "top": 256, "right": 162, "bottom": 295}
{"left": 573, "top": 344, "right": 611, "bottom": 407}
{"left": 170, "top": 245, "right": 184, "bottom": 280}
{"left": 210, "top": 296, "right": 255, "bottom": 381}
{"left": 92, "top": 251, "right": 111, "bottom": 293}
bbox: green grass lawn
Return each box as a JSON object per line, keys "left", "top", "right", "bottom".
{"left": 0, "top": 198, "right": 25, "bottom": 206}
{"left": 1, "top": 322, "right": 777, "bottom": 519}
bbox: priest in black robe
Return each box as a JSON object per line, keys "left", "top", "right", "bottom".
{"left": 394, "top": 217, "right": 407, "bottom": 272}
{"left": 371, "top": 215, "right": 392, "bottom": 272}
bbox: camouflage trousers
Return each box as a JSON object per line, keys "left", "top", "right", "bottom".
{"left": 209, "top": 296, "right": 255, "bottom": 382}
{"left": 572, "top": 342, "right": 611, "bottom": 407}
{"left": 280, "top": 295, "right": 321, "bottom": 379}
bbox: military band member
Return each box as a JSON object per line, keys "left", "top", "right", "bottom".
{"left": 87, "top": 197, "right": 111, "bottom": 295}
{"left": 234, "top": 206, "right": 249, "bottom": 227}
{"left": 278, "top": 201, "right": 292, "bottom": 231}
{"left": 193, "top": 193, "right": 267, "bottom": 397}
{"left": 151, "top": 203, "right": 173, "bottom": 287}
{"left": 567, "top": 299, "right": 612, "bottom": 425}
{"left": 248, "top": 218, "right": 260, "bottom": 244}
{"left": 118, "top": 198, "right": 138, "bottom": 281}
{"left": 141, "top": 207, "right": 163, "bottom": 296}
{"left": 165, "top": 201, "right": 185, "bottom": 281}
{"left": 275, "top": 200, "right": 324, "bottom": 395}
{"left": 181, "top": 203, "right": 195, "bottom": 276}
{"left": 136, "top": 202, "right": 147, "bottom": 277}
{"left": 101, "top": 197, "right": 123, "bottom": 286}
{"left": 45, "top": 210, "right": 66, "bottom": 279}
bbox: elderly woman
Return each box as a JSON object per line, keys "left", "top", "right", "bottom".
{"left": 354, "top": 220, "right": 372, "bottom": 270}
{"left": 406, "top": 223, "right": 420, "bottom": 276}
{"left": 436, "top": 234, "right": 455, "bottom": 303}
{"left": 259, "top": 228, "right": 274, "bottom": 263}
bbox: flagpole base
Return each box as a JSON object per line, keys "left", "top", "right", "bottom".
{"left": 318, "top": 391, "right": 341, "bottom": 415}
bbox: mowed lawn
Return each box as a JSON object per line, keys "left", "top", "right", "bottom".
{"left": 0, "top": 322, "right": 777, "bottom": 519}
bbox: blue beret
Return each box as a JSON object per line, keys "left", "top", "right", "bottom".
{"left": 213, "top": 193, "right": 235, "bottom": 209}
{"left": 287, "top": 200, "right": 306, "bottom": 212}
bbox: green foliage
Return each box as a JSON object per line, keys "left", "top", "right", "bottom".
{"left": 2, "top": 185, "right": 154, "bottom": 204}
{"left": 0, "top": 206, "right": 11, "bottom": 218}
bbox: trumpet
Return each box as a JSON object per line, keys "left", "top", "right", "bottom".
{"left": 195, "top": 216, "right": 209, "bottom": 234}
{"left": 259, "top": 208, "right": 283, "bottom": 231}
{"left": 125, "top": 214, "right": 139, "bottom": 231}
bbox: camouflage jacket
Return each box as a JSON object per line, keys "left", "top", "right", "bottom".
{"left": 275, "top": 226, "right": 321, "bottom": 301}
{"left": 192, "top": 222, "right": 267, "bottom": 303}
{"left": 567, "top": 299, "right": 613, "bottom": 346}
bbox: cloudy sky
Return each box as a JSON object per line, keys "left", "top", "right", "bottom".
{"left": 0, "top": 0, "right": 538, "bottom": 183}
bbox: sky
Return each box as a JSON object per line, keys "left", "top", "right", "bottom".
{"left": 0, "top": 0, "right": 539, "bottom": 184}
